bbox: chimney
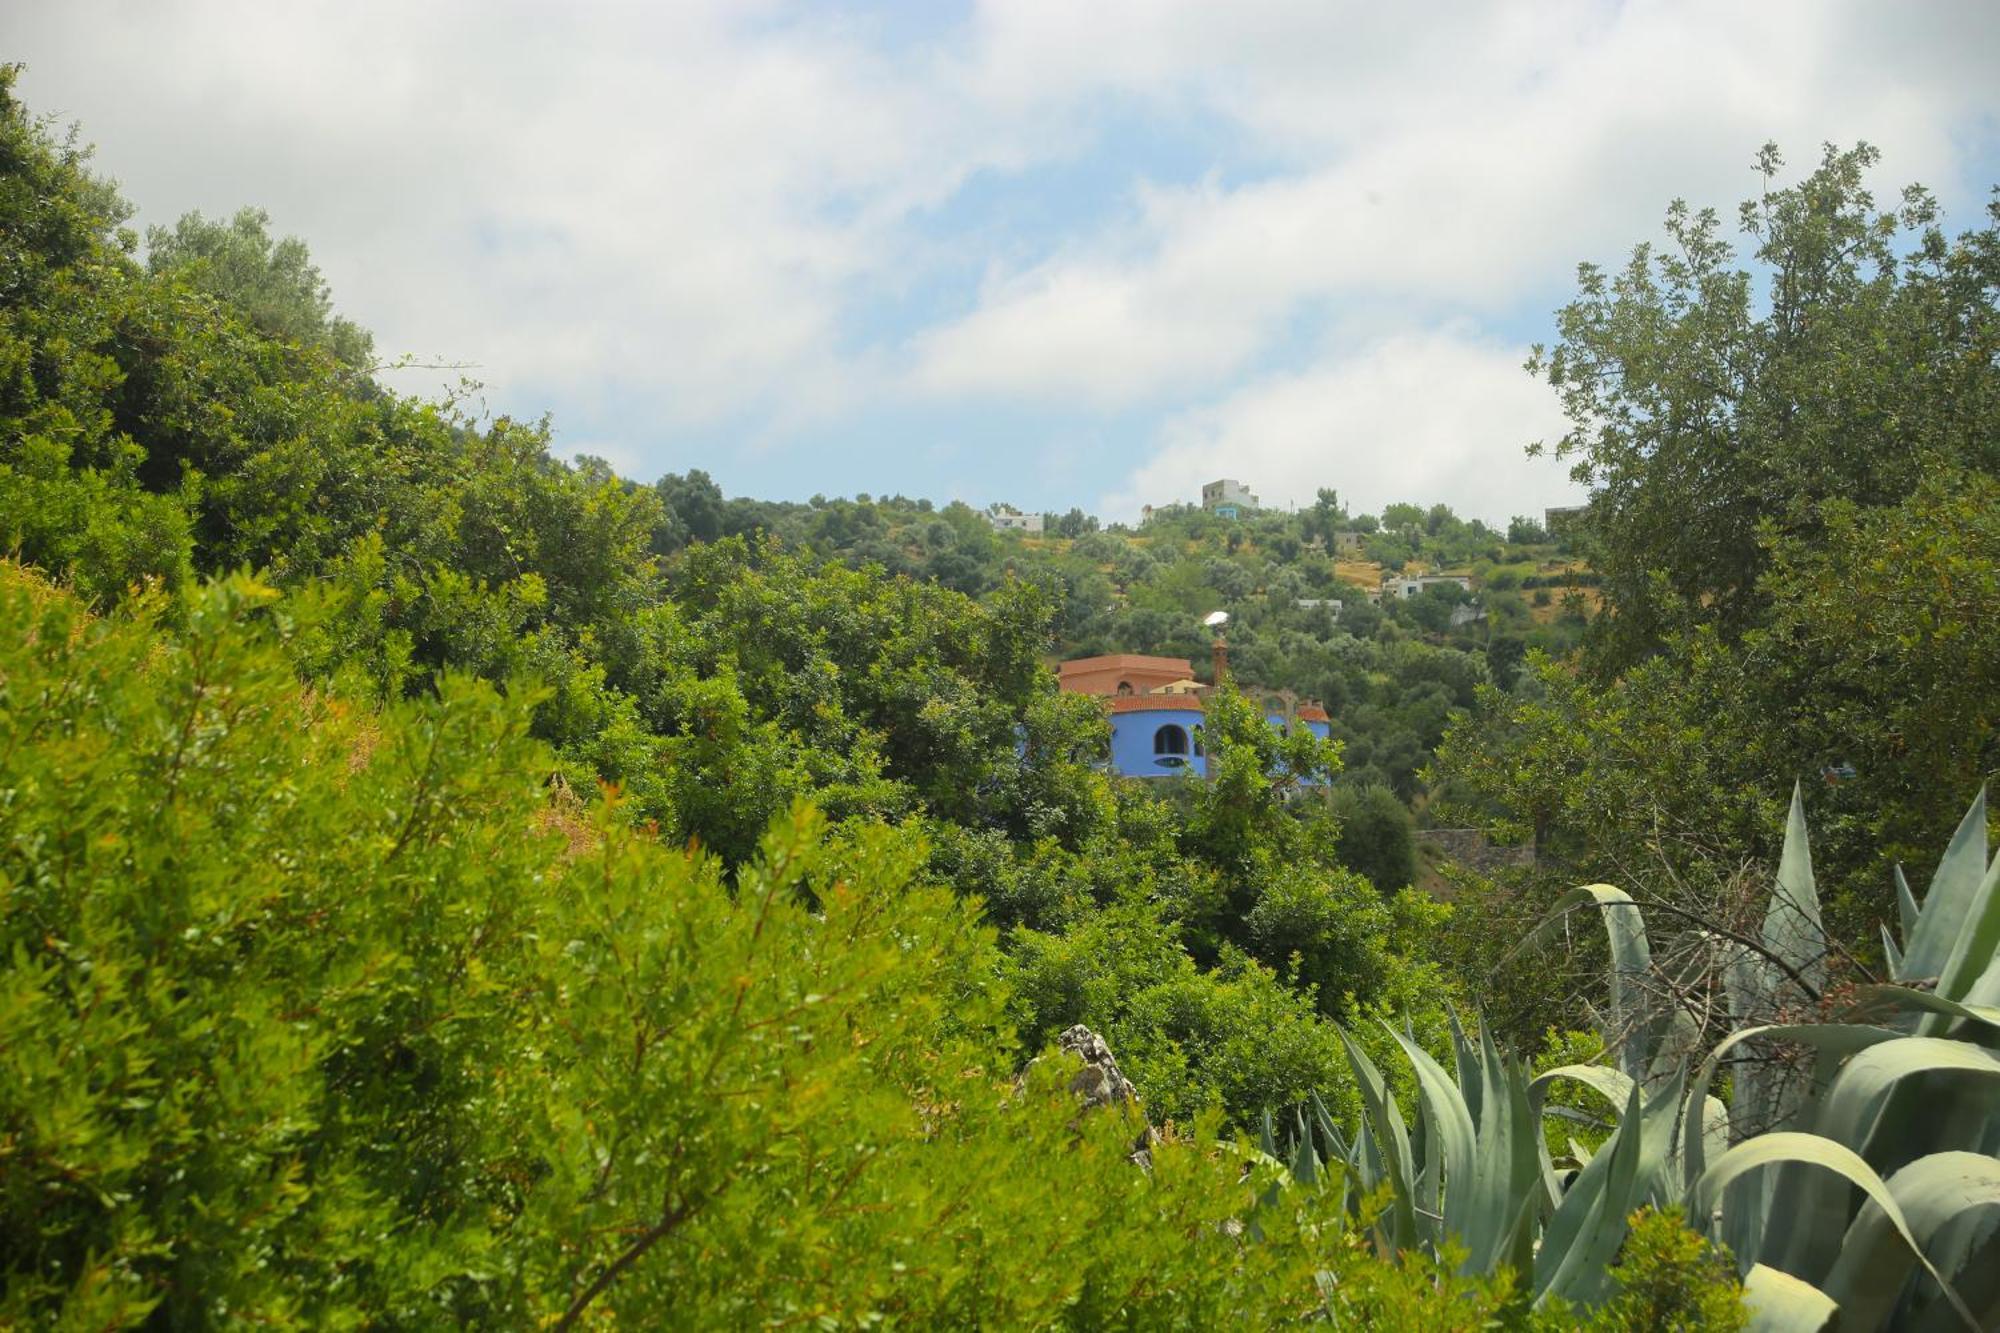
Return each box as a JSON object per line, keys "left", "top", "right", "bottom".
{"left": 1211, "top": 633, "right": 1229, "bottom": 684}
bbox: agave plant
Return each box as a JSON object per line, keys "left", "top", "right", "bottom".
{"left": 1268, "top": 787, "right": 2000, "bottom": 1331}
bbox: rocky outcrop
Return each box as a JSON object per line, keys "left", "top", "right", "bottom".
{"left": 1057, "top": 1024, "right": 1138, "bottom": 1109}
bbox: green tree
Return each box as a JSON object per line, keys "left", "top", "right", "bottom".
{"left": 146, "top": 206, "right": 375, "bottom": 369}
{"left": 1331, "top": 783, "right": 1419, "bottom": 891}
{"left": 1532, "top": 143, "right": 1999, "bottom": 670}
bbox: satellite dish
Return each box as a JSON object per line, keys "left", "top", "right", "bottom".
{"left": 1203, "top": 610, "right": 1230, "bottom": 628}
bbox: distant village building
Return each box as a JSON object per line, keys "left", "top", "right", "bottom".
{"left": 1333, "top": 530, "right": 1364, "bottom": 555}
{"left": 1056, "top": 653, "right": 1331, "bottom": 780}
{"left": 1295, "top": 598, "right": 1343, "bottom": 618}
{"left": 1383, "top": 574, "right": 1473, "bottom": 600}
{"left": 1200, "top": 479, "right": 1260, "bottom": 519}
{"left": 984, "top": 504, "right": 1044, "bottom": 535}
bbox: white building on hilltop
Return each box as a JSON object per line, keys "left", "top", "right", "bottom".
{"left": 984, "top": 504, "right": 1044, "bottom": 535}
{"left": 1384, "top": 574, "right": 1473, "bottom": 600}
{"left": 1201, "top": 479, "right": 1259, "bottom": 518}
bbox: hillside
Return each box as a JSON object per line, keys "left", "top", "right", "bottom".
{"left": 4, "top": 60, "right": 1996, "bottom": 1329}
{"left": 649, "top": 480, "right": 1596, "bottom": 801}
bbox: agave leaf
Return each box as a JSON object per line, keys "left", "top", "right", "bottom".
{"left": 1763, "top": 782, "right": 1828, "bottom": 1003}
{"left": 1535, "top": 1079, "right": 1645, "bottom": 1303}
{"left": 1683, "top": 1023, "right": 1901, "bottom": 1188}
{"left": 1822, "top": 1151, "right": 2000, "bottom": 1331}
{"left": 1934, "top": 849, "right": 2000, "bottom": 1023}
{"left": 1535, "top": 1072, "right": 1688, "bottom": 1305}
{"left": 1900, "top": 790, "right": 1989, "bottom": 997}
{"left": 1647, "top": 1001, "right": 1707, "bottom": 1093}
{"left": 1482, "top": 1024, "right": 1544, "bottom": 1272}
{"left": 1529, "top": 1063, "right": 1634, "bottom": 1113}
{"left": 1909, "top": 1202, "right": 2000, "bottom": 1332}
{"left": 1807, "top": 1037, "right": 2000, "bottom": 1176}
{"left": 1840, "top": 985, "right": 2000, "bottom": 1033}
{"left": 1682, "top": 1022, "right": 1902, "bottom": 1265}
{"left": 1692, "top": 1133, "right": 1973, "bottom": 1330}
{"left": 1740, "top": 1263, "right": 1836, "bottom": 1333}
{"left": 1448, "top": 1009, "right": 1483, "bottom": 1123}
{"left": 1387, "top": 1027, "right": 1483, "bottom": 1263}
{"left": 1336, "top": 1025, "right": 1418, "bottom": 1249}
{"left": 1413, "top": 1089, "right": 1442, "bottom": 1239}
{"left": 1310, "top": 1091, "right": 1346, "bottom": 1165}
{"left": 1896, "top": 864, "right": 1921, "bottom": 951}
{"left": 1290, "top": 1117, "right": 1321, "bottom": 1187}
{"left": 1353, "top": 1113, "right": 1381, "bottom": 1198}
{"left": 1771, "top": 1036, "right": 2000, "bottom": 1281}
{"left": 1880, "top": 923, "right": 1904, "bottom": 979}
{"left": 1530, "top": 884, "right": 1658, "bottom": 1079}
{"left": 1664, "top": 1087, "right": 1732, "bottom": 1205}
{"left": 1527, "top": 1061, "right": 1631, "bottom": 1200}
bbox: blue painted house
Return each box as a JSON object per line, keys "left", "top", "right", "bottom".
{"left": 1060, "top": 653, "right": 1332, "bottom": 781}
{"left": 1109, "top": 696, "right": 1209, "bottom": 778}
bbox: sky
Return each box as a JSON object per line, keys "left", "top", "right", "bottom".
{"left": 4, "top": 1, "right": 1996, "bottom": 525}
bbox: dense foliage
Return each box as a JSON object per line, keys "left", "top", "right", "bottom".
{"left": 3, "top": 62, "right": 1990, "bottom": 1328}
{"left": 1274, "top": 791, "right": 2000, "bottom": 1328}
{"left": 1437, "top": 144, "right": 2000, "bottom": 964}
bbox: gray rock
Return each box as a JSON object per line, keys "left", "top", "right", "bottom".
{"left": 1058, "top": 1024, "right": 1137, "bottom": 1109}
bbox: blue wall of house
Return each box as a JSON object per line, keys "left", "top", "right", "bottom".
{"left": 1109, "top": 706, "right": 1207, "bottom": 778}
{"left": 1103, "top": 706, "right": 1331, "bottom": 780}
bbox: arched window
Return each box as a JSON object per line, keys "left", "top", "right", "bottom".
{"left": 1116, "top": 680, "right": 1135, "bottom": 696}
{"left": 1154, "top": 724, "right": 1189, "bottom": 756}
{"left": 1191, "top": 725, "right": 1205, "bottom": 757}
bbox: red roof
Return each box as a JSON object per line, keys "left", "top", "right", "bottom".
{"left": 1297, "top": 705, "right": 1330, "bottom": 723}
{"left": 1060, "top": 653, "right": 1195, "bottom": 675}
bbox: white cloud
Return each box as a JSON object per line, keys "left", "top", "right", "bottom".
{"left": 3, "top": 2, "right": 997, "bottom": 430}
{"left": 1, "top": 0, "right": 1991, "bottom": 503}
{"left": 915, "top": 0, "right": 1998, "bottom": 409}
{"left": 1101, "top": 331, "right": 1579, "bottom": 525}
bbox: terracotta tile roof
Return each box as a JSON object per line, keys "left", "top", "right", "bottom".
{"left": 1060, "top": 653, "right": 1195, "bottom": 673}
{"left": 1297, "top": 705, "right": 1330, "bottom": 723}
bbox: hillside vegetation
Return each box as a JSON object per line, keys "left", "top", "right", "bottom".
{"left": 3, "top": 64, "right": 1996, "bottom": 1327}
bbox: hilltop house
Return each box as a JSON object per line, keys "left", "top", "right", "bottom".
{"left": 1383, "top": 574, "right": 1473, "bottom": 600}
{"left": 984, "top": 504, "right": 1044, "bottom": 535}
{"left": 1057, "top": 652, "right": 1331, "bottom": 780}
{"left": 1200, "top": 479, "right": 1260, "bottom": 519}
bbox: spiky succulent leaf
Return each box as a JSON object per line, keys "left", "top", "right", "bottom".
{"left": 1682, "top": 1022, "right": 1902, "bottom": 1265}
{"left": 1530, "top": 884, "right": 1659, "bottom": 1079}
{"left": 1840, "top": 985, "right": 2000, "bottom": 1033}
{"left": 1941, "top": 850, "right": 2000, "bottom": 1017}
{"left": 1822, "top": 1151, "right": 2000, "bottom": 1331}
{"left": 1682, "top": 1023, "right": 1901, "bottom": 1185}
{"left": 1762, "top": 782, "right": 1828, "bottom": 1003}
{"left": 1900, "top": 790, "right": 1990, "bottom": 1000}
{"left": 1770, "top": 1036, "right": 2000, "bottom": 1285}
{"left": 1895, "top": 865, "right": 1921, "bottom": 959}
{"left": 1388, "top": 1027, "right": 1484, "bottom": 1261}
{"left": 1534, "top": 1079, "right": 1643, "bottom": 1303}
{"left": 1880, "top": 923, "right": 1905, "bottom": 979}
{"left": 1690, "top": 1133, "right": 1973, "bottom": 1329}
{"left": 1741, "top": 1263, "right": 1836, "bottom": 1333}
{"left": 1336, "top": 1024, "right": 1418, "bottom": 1250}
